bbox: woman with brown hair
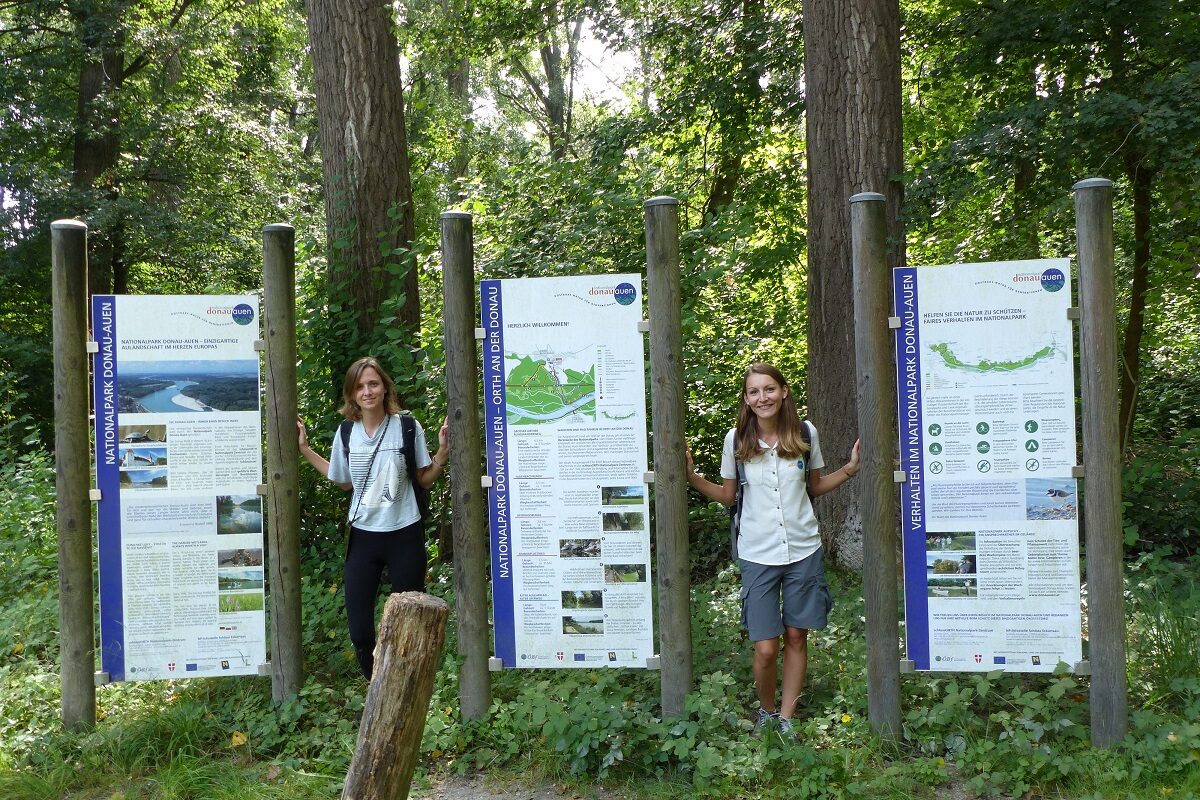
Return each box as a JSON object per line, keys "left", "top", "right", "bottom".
{"left": 687, "top": 363, "right": 860, "bottom": 739}
{"left": 297, "top": 356, "right": 448, "bottom": 678}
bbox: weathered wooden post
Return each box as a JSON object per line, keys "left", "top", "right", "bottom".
{"left": 342, "top": 592, "right": 449, "bottom": 800}
{"left": 644, "top": 196, "right": 692, "bottom": 718}
{"left": 849, "top": 192, "right": 902, "bottom": 737}
{"left": 51, "top": 219, "right": 96, "bottom": 731}
{"left": 1073, "top": 178, "right": 1128, "bottom": 747}
{"left": 263, "top": 223, "right": 304, "bottom": 702}
{"left": 440, "top": 210, "right": 491, "bottom": 721}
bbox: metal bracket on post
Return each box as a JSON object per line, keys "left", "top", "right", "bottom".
{"left": 1067, "top": 307, "right": 1081, "bottom": 320}
{"left": 488, "top": 657, "right": 504, "bottom": 672}
{"left": 645, "top": 655, "right": 661, "bottom": 670}
{"left": 1072, "top": 466, "right": 1085, "bottom": 478}
{"left": 257, "top": 662, "right": 272, "bottom": 676}
{"left": 1073, "top": 660, "right": 1091, "bottom": 675}
{"left": 893, "top": 470, "right": 907, "bottom": 483}
{"left": 638, "top": 319, "right": 650, "bottom": 333}
{"left": 256, "top": 484, "right": 268, "bottom": 495}
{"left": 86, "top": 340, "right": 99, "bottom": 354}
{"left": 899, "top": 660, "right": 916, "bottom": 673}
{"left": 887, "top": 316, "right": 901, "bottom": 329}
{"left": 94, "top": 671, "right": 111, "bottom": 686}
{"left": 643, "top": 471, "right": 654, "bottom": 484}
{"left": 475, "top": 327, "right": 485, "bottom": 340}
{"left": 89, "top": 489, "right": 102, "bottom": 502}
{"left": 480, "top": 475, "right": 492, "bottom": 489}
{"left": 253, "top": 339, "right": 266, "bottom": 352}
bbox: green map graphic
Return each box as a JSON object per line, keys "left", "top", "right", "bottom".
{"left": 928, "top": 342, "right": 1057, "bottom": 373}
{"left": 505, "top": 354, "right": 596, "bottom": 424}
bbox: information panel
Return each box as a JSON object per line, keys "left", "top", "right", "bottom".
{"left": 92, "top": 295, "right": 266, "bottom": 681}
{"left": 893, "top": 260, "right": 1082, "bottom": 672}
{"left": 481, "top": 275, "right": 654, "bottom": 668}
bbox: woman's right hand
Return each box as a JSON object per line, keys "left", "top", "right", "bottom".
{"left": 685, "top": 445, "right": 695, "bottom": 476}
{"left": 296, "top": 416, "right": 309, "bottom": 451}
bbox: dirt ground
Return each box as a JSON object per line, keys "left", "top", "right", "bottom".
{"left": 412, "top": 772, "right": 982, "bottom": 800}
{"left": 414, "top": 774, "right": 638, "bottom": 800}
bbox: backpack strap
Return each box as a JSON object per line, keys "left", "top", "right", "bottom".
{"left": 800, "top": 420, "right": 817, "bottom": 498}
{"left": 400, "top": 414, "right": 432, "bottom": 525}
{"left": 339, "top": 419, "right": 353, "bottom": 458}
{"left": 731, "top": 432, "right": 747, "bottom": 560}
{"left": 400, "top": 414, "right": 418, "bottom": 491}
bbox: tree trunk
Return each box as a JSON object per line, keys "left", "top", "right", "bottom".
{"left": 803, "top": 0, "right": 903, "bottom": 569}
{"left": 306, "top": 0, "right": 418, "bottom": 337}
{"left": 73, "top": 8, "right": 126, "bottom": 296}
{"left": 702, "top": 0, "right": 764, "bottom": 220}
{"left": 342, "top": 592, "right": 449, "bottom": 800}
{"left": 1118, "top": 158, "right": 1152, "bottom": 455}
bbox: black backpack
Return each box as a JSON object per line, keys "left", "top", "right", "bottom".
{"left": 730, "top": 421, "right": 813, "bottom": 561}
{"left": 340, "top": 414, "right": 431, "bottom": 526}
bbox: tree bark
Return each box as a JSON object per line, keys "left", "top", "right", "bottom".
{"left": 72, "top": 5, "right": 126, "bottom": 295}
{"left": 1118, "top": 158, "right": 1152, "bottom": 455}
{"left": 702, "top": 0, "right": 764, "bottom": 219}
{"left": 306, "top": 0, "right": 418, "bottom": 336}
{"left": 803, "top": 0, "right": 903, "bottom": 568}
{"left": 342, "top": 592, "right": 449, "bottom": 800}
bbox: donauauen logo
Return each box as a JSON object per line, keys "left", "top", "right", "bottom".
{"left": 207, "top": 303, "right": 256, "bottom": 325}
{"left": 588, "top": 283, "right": 638, "bottom": 305}
{"left": 1039, "top": 267, "right": 1066, "bottom": 292}
{"left": 1012, "top": 268, "right": 1066, "bottom": 293}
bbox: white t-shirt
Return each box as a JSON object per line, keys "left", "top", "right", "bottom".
{"left": 328, "top": 414, "right": 431, "bottom": 532}
{"left": 720, "top": 422, "right": 825, "bottom": 566}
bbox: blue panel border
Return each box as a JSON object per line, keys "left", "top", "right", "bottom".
{"left": 480, "top": 280, "right": 515, "bottom": 666}
{"left": 92, "top": 295, "right": 125, "bottom": 680}
{"left": 893, "top": 269, "right": 930, "bottom": 670}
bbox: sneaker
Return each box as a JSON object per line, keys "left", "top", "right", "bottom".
{"left": 753, "top": 708, "right": 778, "bottom": 736}
{"left": 777, "top": 715, "right": 797, "bottom": 743}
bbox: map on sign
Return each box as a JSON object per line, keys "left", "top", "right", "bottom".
{"left": 505, "top": 350, "right": 596, "bottom": 424}
{"left": 928, "top": 338, "right": 1065, "bottom": 374}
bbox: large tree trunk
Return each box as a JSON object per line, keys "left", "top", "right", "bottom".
{"left": 803, "top": 0, "right": 903, "bottom": 569}
{"left": 702, "top": 0, "right": 764, "bottom": 220}
{"left": 306, "top": 0, "right": 418, "bottom": 336}
{"left": 72, "top": 8, "right": 126, "bottom": 295}
{"left": 1118, "top": 158, "right": 1152, "bottom": 455}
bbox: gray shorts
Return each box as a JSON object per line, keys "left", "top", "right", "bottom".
{"left": 739, "top": 549, "right": 832, "bottom": 642}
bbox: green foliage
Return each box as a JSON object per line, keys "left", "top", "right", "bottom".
{"left": 1123, "top": 430, "right": 1200, "bottom": 556}
{"left": 1126, "top": 552, "right": 1200, "bottom": 709}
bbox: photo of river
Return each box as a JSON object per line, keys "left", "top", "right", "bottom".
{"left": 117, "top": 359, "right": 259, "bottom": 413}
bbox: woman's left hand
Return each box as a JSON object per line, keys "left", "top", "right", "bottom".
{"left": 438, "top": 417, "right": 449, "bottom": 451}
{"left": 846, "top": 439, "right": 862, "bottom": 476}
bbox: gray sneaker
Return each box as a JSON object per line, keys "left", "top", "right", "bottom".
{"left": 777, "top": 715, "right": 797, "bottom": 743}
{"left": 753, "top": 708, "right": 778, "bottom": 736}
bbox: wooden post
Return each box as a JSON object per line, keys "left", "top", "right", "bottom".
{"left": 849, "top": 192, "right": 902, "bottom": 737}
{"left": 342, "top": 592, "right": 449, "bottom": 800}
{"left": 263, "top": 223, "right": 304, "bottom": 702}
{"left": 440, "top": 210, "right": 491, "bottom": 721}
{"left": 644, "top": 196, "right": 691, "bottom": 718}
{"left": 1073, "top": 178, "right": 1128, "bottom": 747}
{"left": 51, "top": 219, "right": 96, "bottom": 731}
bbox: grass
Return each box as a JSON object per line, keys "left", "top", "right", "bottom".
{"left": 2, "top": 449, "right": 1200, "bottom": 799}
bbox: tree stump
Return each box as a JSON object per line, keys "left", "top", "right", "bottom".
{"left": 342, "top": 592, "right": 449, "bottom": 800}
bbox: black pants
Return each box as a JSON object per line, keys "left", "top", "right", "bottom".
{"left": 344, "top": 521, "right": 426, "bottom": 679}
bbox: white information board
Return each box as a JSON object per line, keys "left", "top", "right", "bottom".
{"left": 893, "top": 260, "right": 1083, "bottom": 672}
{"left": 481, "top": 275, "right": 655, "bottom": 668}
{"left": 92, "top": 295, "right": 266, "bottom": 681}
